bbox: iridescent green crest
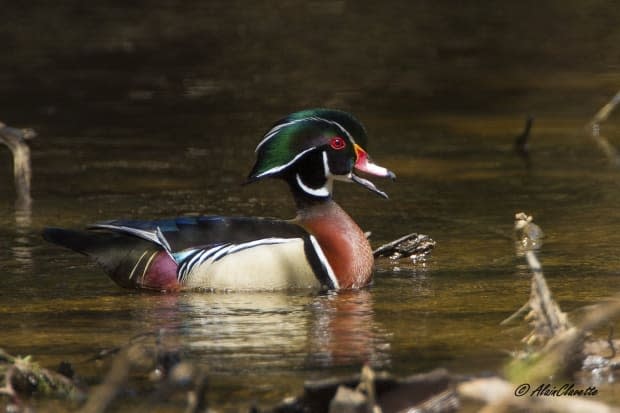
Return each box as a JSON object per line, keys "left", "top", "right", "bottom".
{"left": 247, "top": 109, "right": 368, "bottom": 181}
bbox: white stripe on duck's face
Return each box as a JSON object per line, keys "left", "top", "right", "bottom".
{"left": 252, "top": 146, "right": 317, "bottom": 179}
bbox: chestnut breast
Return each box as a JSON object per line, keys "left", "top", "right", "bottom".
{"left": 295, "top": 201, "right": 374, "bottom": 288}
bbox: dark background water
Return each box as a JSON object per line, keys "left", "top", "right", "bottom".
{"left": 1, "top": 1, "right": 620, "bottom": 410}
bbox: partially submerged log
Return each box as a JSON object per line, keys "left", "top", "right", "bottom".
{"left": 275, "top": 366, "right": 457, "bottom": 413}
{"left": 373, "top": 233, "right": 436, "bottom": 262}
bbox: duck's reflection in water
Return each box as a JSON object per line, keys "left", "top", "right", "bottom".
{"left": 308, "top": 289, "right": 390, "bottom": 368}
{"left": 145, "top": 289, "right": 390, "bottom": 371}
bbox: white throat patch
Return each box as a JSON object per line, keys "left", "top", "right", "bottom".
{"left": 295, "top": 151, "right": 333, "bottom": 197}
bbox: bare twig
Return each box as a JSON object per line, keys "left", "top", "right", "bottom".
{"left": 590, "top": 91, "right": 620, "bottom": 125}
{"left": 506, "top": 212, "right": 620, "bottom": 385}
{"left": 78, "top": 345, "right": 149, "bottom": 413}
{"left": 586, "top": 90, "right": 620, "bottom": 166}
{"left": 607, "top": 325, "right": 616, "bottom": 360}
{"left": 0, "top": 122, "right": 36, "bottom": 208}
{"left": 506, "top": 213, "right": 564, "bottom": 346}
{"left": 514, "top": 115, "right": 534, "bottom": 167}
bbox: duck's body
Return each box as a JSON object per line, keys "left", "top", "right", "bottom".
{"left": 44, "top": 109, "right": 394, "bottom": 291}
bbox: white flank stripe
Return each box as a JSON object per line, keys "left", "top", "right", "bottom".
{"left": 200, "top": 244, "right": 229, "bottom": 260}
{"left": 309, "top": 235, "right": 339, "bottom": 289}
{"left": 210, "top": 245, "right": 236, "bottom": 262}
{"left": 183, "top": 244, "right": 228, "bottom": 276}
{"left": 185, "top": 251, "right": 207, "bottom": 275}
{"left": 178, "top": 261, "right": 188, "bottom": 279}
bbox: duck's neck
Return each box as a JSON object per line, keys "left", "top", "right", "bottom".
{"left": 294, "top": 199, "right": 374, "bottom": 289}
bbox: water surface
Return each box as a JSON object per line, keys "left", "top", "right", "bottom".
{"left": 2, "top": 2, "right": 620, "bottom": 410}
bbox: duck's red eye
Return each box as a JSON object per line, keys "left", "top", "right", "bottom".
{"left": 329, "top": 136, "right": 346, "bottom": 150}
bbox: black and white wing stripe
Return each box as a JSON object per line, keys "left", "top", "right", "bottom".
{"left": 174, "top": 237, "right": 325, "bottom": 283}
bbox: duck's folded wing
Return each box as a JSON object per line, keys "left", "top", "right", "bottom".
{"left": 45, "top": 216, "right": 338, "bottom": 290}
{"left": 91, "top": 216, "right": 311, "bottom": 251}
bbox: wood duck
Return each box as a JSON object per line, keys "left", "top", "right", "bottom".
{"left": 44, "top": 109, "right": 395, "bottom": 291}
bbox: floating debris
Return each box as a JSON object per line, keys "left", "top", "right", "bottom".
{"left": 0, "top": 348, "right": 86, "bottom": 407}
{"left": 513, "top": 212, "right": 544, "bottom": 277}
{"left": 514, "top": 212, "right": 544, "bottom": 253}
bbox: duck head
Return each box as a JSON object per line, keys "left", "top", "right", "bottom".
{"left": 247, "top": 109, "right": 395, "bottom": 201}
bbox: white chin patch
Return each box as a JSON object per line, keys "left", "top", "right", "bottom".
{"left": 296, "top": 173, "right": 331, "bottom": 197}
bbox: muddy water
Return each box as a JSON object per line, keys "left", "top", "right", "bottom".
{"left": 1, "top": 1, "right": 620, "bottom": 410}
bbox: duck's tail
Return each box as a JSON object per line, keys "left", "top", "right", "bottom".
{"left": 43, "top": 228, "right": 180, "bottom": 291}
